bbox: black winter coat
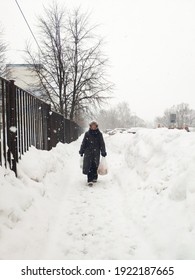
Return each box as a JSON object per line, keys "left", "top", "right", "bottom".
{"left": 79, "top": 129, "right": 106, "bottom": 175}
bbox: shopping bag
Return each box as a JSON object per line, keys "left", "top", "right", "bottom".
{"left": 80, "top": 157, "right": 83, "bottom": 169}
{"left": 97, "top": 157, "right": 108, "bottom": 175}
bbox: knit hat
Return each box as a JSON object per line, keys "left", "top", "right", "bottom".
{"left": 89, "top": 121, "right": 98, "bottom": 127}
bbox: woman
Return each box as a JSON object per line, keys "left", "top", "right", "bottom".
{"left": 79, "top": 121, "right": 107, "bottom": 186}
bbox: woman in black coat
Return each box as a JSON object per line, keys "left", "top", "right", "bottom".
{"left": 79, "top": 121, "right": 107, "bottom": 186}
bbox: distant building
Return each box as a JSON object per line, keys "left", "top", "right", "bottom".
{"left": 6, "top": 64, "right": 41, "bottom": 91}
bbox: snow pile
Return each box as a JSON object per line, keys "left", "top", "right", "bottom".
{"left": 107, "top": 128, "right": 195, "bottom": 259}
{"left": 0, "top": 128, "right": 195, "bottom": 259}
{"left": 0, "top": 143, "right": 77, "bottom": 259}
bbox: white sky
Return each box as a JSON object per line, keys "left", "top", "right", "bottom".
{"left": 1, "top": 0, "right": 195, "bottom": 121}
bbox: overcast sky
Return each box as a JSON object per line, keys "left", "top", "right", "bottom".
{"left": 1, "top": 0, "right": 195, "bottom": 121}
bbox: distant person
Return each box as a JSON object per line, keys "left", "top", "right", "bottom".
{"left": 185, "top": 125, "right": 190, "bottom": 132}
{"left": 79, "top": 121, "right": 107, "bottom": 186}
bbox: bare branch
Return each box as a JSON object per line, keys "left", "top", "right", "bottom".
{"left": 25, "top": 2, "right": 113, "bottom": 121}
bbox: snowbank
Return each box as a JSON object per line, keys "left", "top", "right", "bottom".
{"left": 0, "top": 142, "right": 77, "bottom": 259}
{"left": 0, "top": 128, "right": 195, "bottom": 259}
{"left": 106, "top": 128, "right": 195, "bottom": 259}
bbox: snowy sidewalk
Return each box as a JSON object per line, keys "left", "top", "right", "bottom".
{"left": 42, "top": 166, "right": 154, "bottom": 260}
{"left": 26, "top": 137, "right": 155, "bottom": 259}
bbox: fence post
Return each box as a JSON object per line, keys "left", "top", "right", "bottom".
{"left": 47, "top": 104, "right": 52, "bottom": 150}
{"left": 7, "top": 80, "right": 18, "bottom": 175}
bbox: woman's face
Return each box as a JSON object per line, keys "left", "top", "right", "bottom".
{"left": 90, "top": 124, "right": 97, "bottom": 130}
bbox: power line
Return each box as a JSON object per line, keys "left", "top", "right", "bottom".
{"left": 15, "top": 0, "right": 42, "bottom": 52}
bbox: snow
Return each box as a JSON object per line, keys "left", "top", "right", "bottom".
{"left": 0, "top": 128, "right": 195, "bottom": 259}
{"left": 9, "top": 126, "right": 17, "bottom": 133}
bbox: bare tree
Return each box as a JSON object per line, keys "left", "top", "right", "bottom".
{"left": 188, "top": 109, "right": 195, "bottom": 127}
{"left": 66, "top": 8, "right": 112, "bottom": 120}
{"left": 97, "top": 107, "right": 119, "bottom": 130}
{"left": 0, "top": 26, "right": 7, "bottom": 77}
{"left": 155, "top": 109, "right": 171, "bottom": 127}
{"left": 97, "top": 102, "right": 146, "bottom": 130}
{"left": 174, "top": 103, "right": 190, "bottom": 128}
{"left": 25, "top": 3, "right": 112, "bottom": 120}
{"left": 26, "top": 3, "right": 70, "bottom": 115}
{"left": 155, "top": 103, "right": 195, "bottom": 128}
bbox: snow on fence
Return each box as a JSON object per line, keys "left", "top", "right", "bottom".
{"left": 0, "top": 77, "right": 83, "bottom": 176}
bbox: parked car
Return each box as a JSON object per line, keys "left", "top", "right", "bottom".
{"left": 115, "top": 128, "right": 127, "bottom": 133}
{"left": 107, "top": 129, "right": 117, "bottom": 135}
{"left": 127, "top": 127, "right": 142, "bottom": 134}
{"left": 104, "top": 129, "right": 113, "bottom": 134}
{"left": 106, "top": 128, "right": 128, "bottom": 135}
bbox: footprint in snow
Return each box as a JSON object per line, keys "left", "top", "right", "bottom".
{"left": 81, "top": 249, "right": 88, "bottom": 255}
{"left": 128, "top": 245, "right": 137, "bottom": 255}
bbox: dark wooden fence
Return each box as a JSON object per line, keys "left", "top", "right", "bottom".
{"left": 0, "top": 77, "right": 83, "bottom": 176}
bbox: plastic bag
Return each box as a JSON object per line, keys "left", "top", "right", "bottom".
{"left": 80, "top": 156, "right": 83, "bottom": 169}
{"left": 97, "top": 157, "right": 108, "bottom": 175}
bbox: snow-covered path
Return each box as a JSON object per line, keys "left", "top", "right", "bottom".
{"left": 43, "top": 175, "right": 139, "bottom": 259}
{"left": 0, "top": 129, "right": 195, "bottom": 259}
{"left": 34, "top": 136, "right": 155, "bottom": 260}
